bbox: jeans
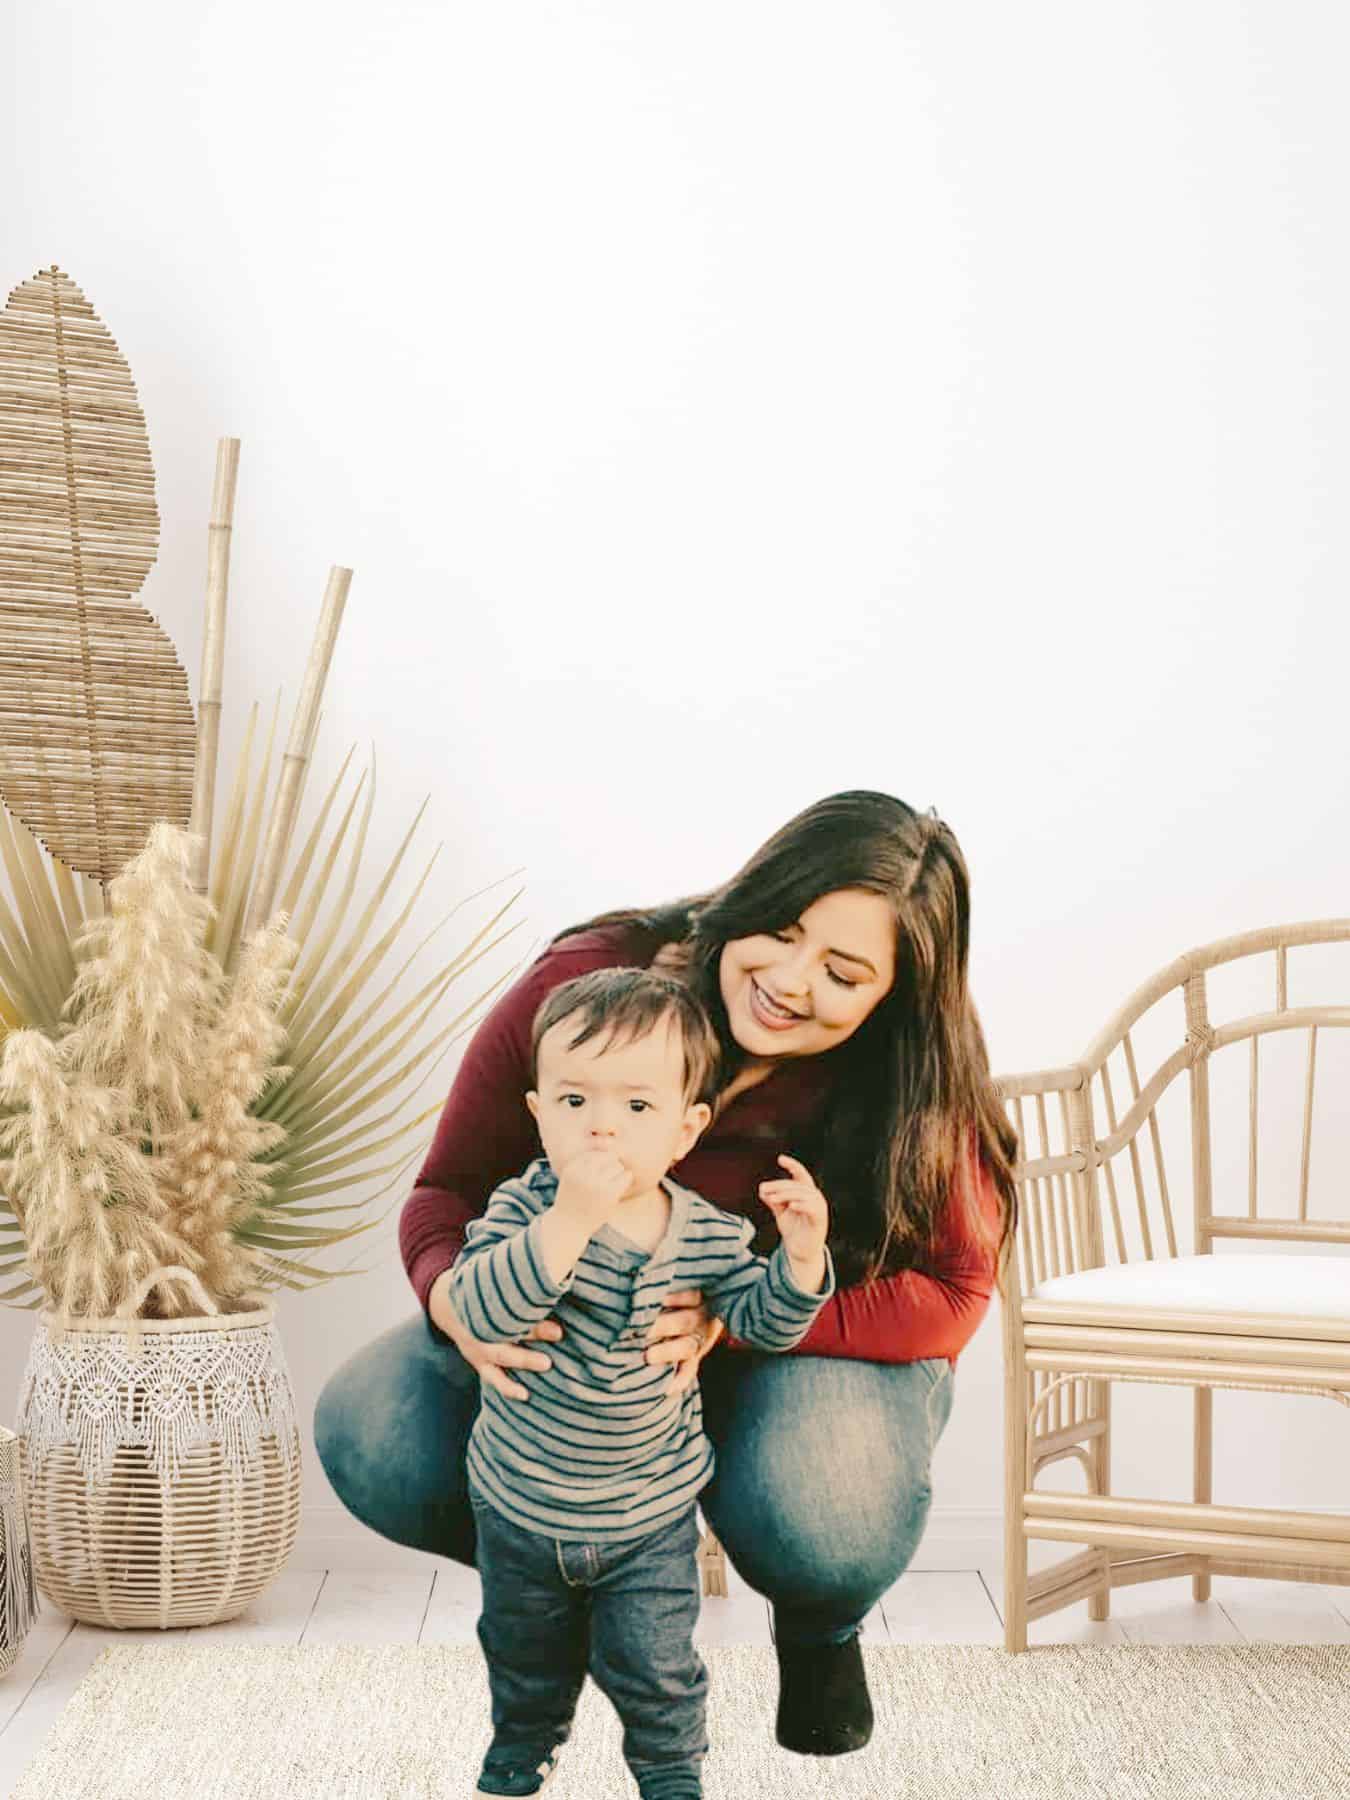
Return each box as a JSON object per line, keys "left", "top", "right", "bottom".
{"left": 469, "top": 1484, "right": 706, "bottom": 1799}
{"left": 313, "top": 1310, "right": 956, "bottom": 1651}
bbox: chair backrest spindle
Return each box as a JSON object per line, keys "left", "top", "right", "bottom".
{"left": 1183, "top": 969, "right": 1215, "bottom": 1254}
{"left": 1299, "top": 1024, "right": 1318, "bottom": 1222}
{"left": 1248, "top": 1033, "right": 1259, "bottom": 1220}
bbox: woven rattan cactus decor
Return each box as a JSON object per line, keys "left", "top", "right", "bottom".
{"left": 0, "top": 265, "right": 197, "bottom": 884}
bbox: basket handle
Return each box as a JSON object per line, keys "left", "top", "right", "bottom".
{"left": 117, "top": 1264, "right": 220, "bottom": 1321}
{"left": 116, "top": 1265, "right": 220, "bottom": 1353}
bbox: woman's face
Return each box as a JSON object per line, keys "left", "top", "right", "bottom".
{"left": 718, "top": 887, "right": 898, "bottom": 1061}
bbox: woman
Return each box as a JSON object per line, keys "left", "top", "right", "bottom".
{"left": 314, "top": 790, "right": 1018, "bottom": 1758}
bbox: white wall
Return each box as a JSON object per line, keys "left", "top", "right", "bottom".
{"left": 5, "top": 2, "right": 1347, "bottom": 1561}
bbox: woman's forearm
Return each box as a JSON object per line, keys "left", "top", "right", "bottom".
{"left": 427, "top": 1266, "right": 461, "bottom": 1340}
{"left": 401, "top": 1183, "right": 477, "bottom": 1316}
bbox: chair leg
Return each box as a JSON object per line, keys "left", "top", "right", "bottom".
{"left": 697, "top": 1524, "right": 728, "bottom": 1597}
{"left": 1192, "top": 1385, "right": 1213, "bottom": 1601}
{"left": 1087, "top": 1381, "right": 1112, "bottom": 1622}
{"left": 1004, "top": 1365, "right": 1029, "bottom": 1653}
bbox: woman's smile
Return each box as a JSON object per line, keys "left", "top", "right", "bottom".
{"left": 749, "top": 977, "right": 807, "bottom": 1028}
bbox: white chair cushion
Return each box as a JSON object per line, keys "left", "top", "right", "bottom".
{"left": 1028, "top": 1253, "right": 1350, "bottom": 1320}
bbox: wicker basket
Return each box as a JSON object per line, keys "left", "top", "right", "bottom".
{"left": 1, "top": 1425, "right": 38, "bottom": 1676}
{"left": 12, "top": 1274, "right": 302, "bottom": 1630}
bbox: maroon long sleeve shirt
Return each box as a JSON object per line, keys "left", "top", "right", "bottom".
{"left": 398, "top": 923, "right": 1004, "bottom": 1368}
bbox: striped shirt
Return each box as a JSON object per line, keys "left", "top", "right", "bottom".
{"left": 451, "top": 1155, "right": 836, "bottom": 1543}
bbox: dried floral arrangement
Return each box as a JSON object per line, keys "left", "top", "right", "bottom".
{"left": 0, "top": 821, "right": 296, "bottom": 1323}
{"left": 0, "top": 266, "right": 524, "bottom": 1328}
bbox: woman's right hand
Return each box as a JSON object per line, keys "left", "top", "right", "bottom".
{"left": 428, "top": 1268, "right": 562, "bottom": 1402}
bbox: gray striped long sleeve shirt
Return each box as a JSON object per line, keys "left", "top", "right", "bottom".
{"left": 451, "top": 1155, "right": 836, "bottom": 1543}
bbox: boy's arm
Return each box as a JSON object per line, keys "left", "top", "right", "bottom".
{"left": 450, "top": 1179, "right": 575, "bottom": 1345}
{"left": 692, "top": 1209, "right": 837, "bottom": 1352}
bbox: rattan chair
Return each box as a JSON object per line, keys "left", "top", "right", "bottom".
{"left": 996, "top": 920, "right": 1350, "bottom": 1652}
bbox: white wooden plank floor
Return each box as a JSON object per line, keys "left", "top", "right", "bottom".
{"left": 4, "top": 1561, "right": 1349, "bottom": 1794}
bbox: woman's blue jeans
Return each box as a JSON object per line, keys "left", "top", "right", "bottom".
{"left": 312, "top": 1311, "right": 955, "bottom": 1648}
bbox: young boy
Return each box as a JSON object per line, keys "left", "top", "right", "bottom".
{"left": 450, "top": 966, "right": 836, "bottom": 1800}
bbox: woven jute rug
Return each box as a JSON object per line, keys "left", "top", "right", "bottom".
{"left": 8, "top": 1642, "right": 1350, "bottom": 1799}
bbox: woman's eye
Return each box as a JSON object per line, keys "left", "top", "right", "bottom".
{"left": 764, "top": 929, "right": 856, "bottom": 990}
{"left": 561, "top": 1094, "right": 584, "bottom": 1108}
{"left": 629, "top": 1100, "right": 650, "bottom": 1114}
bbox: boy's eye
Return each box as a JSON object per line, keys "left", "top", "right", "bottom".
{"left": 558, "top": 1094, "right": 652, "bottom": 1112}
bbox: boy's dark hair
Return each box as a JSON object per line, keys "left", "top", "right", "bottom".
{"left": 529, "top": 967, "right": 721, "bottom": 1106}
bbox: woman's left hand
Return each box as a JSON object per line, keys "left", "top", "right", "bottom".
{"left": 644, "top": 1288, "right": 724, "bottom": 1395}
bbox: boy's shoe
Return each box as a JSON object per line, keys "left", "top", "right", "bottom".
{"left": 473, "top": 1743, "right": 561, "bottom": 1798}
{"left": 773, "top": 1629, "right": 874, "bottom": 1755}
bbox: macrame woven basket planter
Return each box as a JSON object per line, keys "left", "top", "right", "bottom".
{"left": 1, "top": 1425, "right": 39, "bottom": 1676}
{"left": 13, "top": 1299, "right": 301, "bottom": 1630}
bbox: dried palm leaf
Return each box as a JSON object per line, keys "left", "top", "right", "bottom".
{"left": 0, "top": 715, "right": 529, "bottom": 1312}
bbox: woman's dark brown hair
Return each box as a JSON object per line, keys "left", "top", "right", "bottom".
{"left": 547, "top": 790, "right": 1019, "bottom": 1289}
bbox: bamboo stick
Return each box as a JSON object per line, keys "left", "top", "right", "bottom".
{"left": 189, "top": 438, "right": 240, "bottom": 895}
{"left": 242, "top": 566, "right": 351, "bottom": 940}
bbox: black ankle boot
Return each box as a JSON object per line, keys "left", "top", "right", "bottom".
{"left": 774, "top": 1629, "right": 874, "bottom": 1755}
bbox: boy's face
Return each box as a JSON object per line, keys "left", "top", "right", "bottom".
{"left": 526, "top": 1013, "right": 712, "bottom": 1202}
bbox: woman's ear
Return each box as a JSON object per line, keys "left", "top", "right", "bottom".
{"left": 525, "top": 1091, "right": 540, "bottom": 1123}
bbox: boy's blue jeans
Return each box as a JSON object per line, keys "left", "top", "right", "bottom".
{"left": 468, "top": 1482, "right": 706, "bottom": 1799}
{"left": 314, "top": 1312, "right": 956, "bottom": 1652}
